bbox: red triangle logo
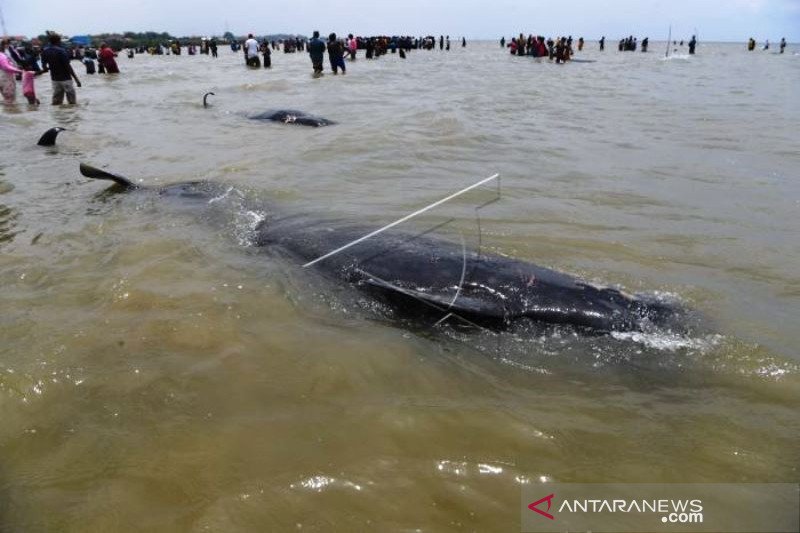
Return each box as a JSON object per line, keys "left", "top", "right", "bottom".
{"left": 528, "top": 493, "right": 555, "bottom": 520}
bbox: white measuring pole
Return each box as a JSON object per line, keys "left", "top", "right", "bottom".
{"left": 303, "top": 173, "right": 500, "bottom": 268}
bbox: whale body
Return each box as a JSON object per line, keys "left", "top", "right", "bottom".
{"left": 78, "top": 163, "right": 682, "bottom": 333}
{"left": 250, "top": 110, "right": 334, "bottom": 127}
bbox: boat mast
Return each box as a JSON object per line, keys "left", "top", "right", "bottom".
{"left": 665, "top": 25, "right": 672, "bottom": 58}
{"left": 0, "top": 1, "right": 8, "bottom": 38}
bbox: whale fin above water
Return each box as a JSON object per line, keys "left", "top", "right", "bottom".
{"left": 37, "top": 127, "right": 65, "bottom": 146}
{"left": 79, "top": 163, "right": 138, "bottom": 189}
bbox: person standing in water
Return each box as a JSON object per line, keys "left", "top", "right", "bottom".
{"left": 445, "top": 36, "right": 450, "bottom": 50}
{"left": 0, "top": 39, "right": 23, "bottom": 105}
{"left": 210, "top": 38, "right": 218, "bottom": 58}
{"left": 599, "top": 36, "right": 605, "bottom": 51}
{"left": 779, "top": 38, "right": 786, "bottom": 54}
{"left": 40, "top": 33, "right": 82, "bottom": 105}
{"left": 555, "top": 38, "right": 566, "bottom": 63}
{"left": 21, "top": 69, "right": 44, "bottom": 105}
{"left": 244, "top": 34, "right": 261, "bottom": 67}
{"left": 688, "top": 35, "right": 697, "bottom": 54}
{"left": 327, "top": 33, "right": 346, "bottom": 75}
{"left": 347, "top": 34, "right": 357, "bottom": 59}
{"left": 500, "top": 36, "right": 505, "bottom": 48}
{"left": 98, "top": 43, "right": 120, "bottom": 73}
{"left": 261, "top": 40, "right": 271, "bottom": 68}
{"left": 763, "top": 40, "right": 769, "bottom": 50}
{"left": 748, "top": 38, "right": 756, "bottom": 51}
{"left": 308, "top": 31, "right": 326, "bottom": 77}
{"left": 15, "top": 45, "right": 44, "bottom": 105}
{"left": 462, "top": 37, "right": 466, "bottom": 47}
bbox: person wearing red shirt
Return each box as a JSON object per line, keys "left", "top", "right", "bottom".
{"left": 99, "top": 43, "right": 120, "bottom": 74}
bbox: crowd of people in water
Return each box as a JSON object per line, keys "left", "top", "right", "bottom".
{"left": 0, "top": 29, "right": 794, "bottom": 107}
{"left": 748, "top": 37, "right": 788, "bottom": 53}
{"left": 1, "top": 32, "right": 83, "bottom": 105}
{"left": 505, "top": 34, "right": 579, "bottom": 63}
{"left": 501, "top": 34, "right": 702, "bottom": 59}
{"left": 231, "top": 33, "right": 468, "bottom": 75}
{"left": 0, "top": 30, "right": 476, "bottom": 105}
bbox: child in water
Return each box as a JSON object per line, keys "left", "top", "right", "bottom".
{"left": 22, "top": 70, "right": 43, "bottom": 105}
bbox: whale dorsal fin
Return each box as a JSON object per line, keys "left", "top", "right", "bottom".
{"left": 37, "top": 127, "right": 65, "bottom": 146}
{"left": 79, "top": 163, "right": 138, "bottom": 190}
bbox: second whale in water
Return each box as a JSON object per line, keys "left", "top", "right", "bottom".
{"left": 250, "top": 110, "right": 334, "bottom": 127}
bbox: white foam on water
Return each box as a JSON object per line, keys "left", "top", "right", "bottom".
{"left": 207, "top": 186, "right": 234, "bottom": 204}
{"left": 647, "top": 290, "right": 685, "bottom": 304}
{"left": 212, "top": 187, "right": 267, "bottom": 246}
{"left": 478, "top": 463, "right": 504, "bottom": 475}
{"left": 498, "top": 357, "right": 552, "bottom": 375}
{"left": 290, "top": 475, "right": 363, "bottom": 492}
{"left": 611, "top": 331, "right": 724, "bottom": 352}
{"left": 753, "top": 364, "right": 790, "bottom": 379}
{"left": 233, "top": 209, "right": 266, "bottom": 246}
{"left": 660, "top": 54, "right": 691, "bottom": 61}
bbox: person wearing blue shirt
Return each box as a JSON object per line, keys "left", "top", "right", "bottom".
{"left": 40, "top": 33, "right": 81, "bottom": 105}
{"left": 308, "top": 31, "right": 326, "bottom": 77}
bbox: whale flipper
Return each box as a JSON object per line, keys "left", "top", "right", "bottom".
{"left": 362, "top": 275, "right": 495, "bottom": 326}
{"left": 37, "top": 127, "right": 65, "bottom": 146}
{"left": 79, "top": 163, "right": 138, "bottom": 189}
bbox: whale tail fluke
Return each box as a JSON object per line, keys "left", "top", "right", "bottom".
{"left": 79, "top": 163, "right": 138, "bottom": 190}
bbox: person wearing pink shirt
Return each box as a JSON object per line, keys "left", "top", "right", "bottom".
{"left": 347, "top": 34, "right": 358, "bottom": 60}
{"left": 22, "top": 70, "right": 42, "bottom": 105}
{"left": 0, "top": 39, "right": 23, "bottom": 105}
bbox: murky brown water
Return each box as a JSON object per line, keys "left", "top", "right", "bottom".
{"left": 1, "top": 42, "right": 799, "bottom": 531}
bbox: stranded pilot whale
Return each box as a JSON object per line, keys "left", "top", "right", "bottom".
{"left": 78, "top": 163, "right": 684, "bottom": 333}
{"left": 250, "top": 110, "right": 335, "bottom": 127}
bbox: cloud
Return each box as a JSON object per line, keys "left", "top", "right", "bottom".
{"left": 5, "top": 0, "right": 800, "bottom": 41}
{"left": 781, "top": 0, "right": 800, "bottom": 12}
{"left": 733, "top": 0, "right": 768, "bottom": 11}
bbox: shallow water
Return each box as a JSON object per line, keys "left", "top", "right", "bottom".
{"left": 1, "top": 42, "right": 799, "bottom": 531}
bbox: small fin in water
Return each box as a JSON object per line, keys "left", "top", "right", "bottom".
{"left": 79, "top": 163, "right": 138, "bottom": 189}
{"left": 37, "top": 127, "right": 65, "bottom": 146}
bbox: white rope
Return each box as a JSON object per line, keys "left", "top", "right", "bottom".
{"left": 303, "top": 173, "right": 499, "bottom": 268}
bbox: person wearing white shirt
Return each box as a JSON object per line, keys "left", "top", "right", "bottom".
{"left": 244, "top": 34, "right": 261, "bottom": 67}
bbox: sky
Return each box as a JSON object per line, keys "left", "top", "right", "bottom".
{"left": 3, "top": 0, "right": 799, "bottom": 41}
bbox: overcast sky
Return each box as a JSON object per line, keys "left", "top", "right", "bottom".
{"left": 4, "top": 0, "right": 799, "bottom": 41}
